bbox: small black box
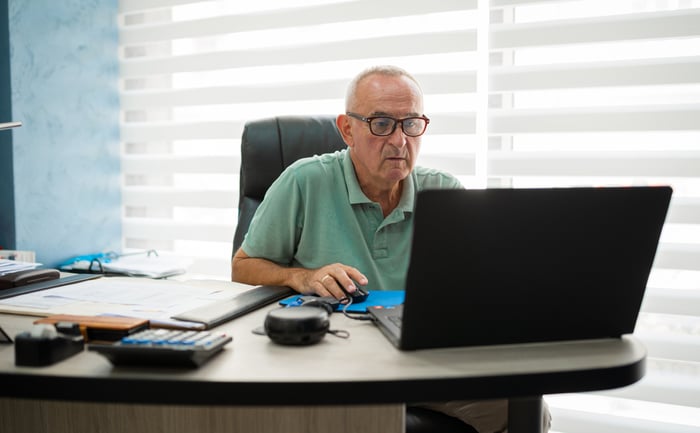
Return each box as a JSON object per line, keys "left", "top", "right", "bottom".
{"left": 15, "top": 327, "right": 84, "bottom": 366}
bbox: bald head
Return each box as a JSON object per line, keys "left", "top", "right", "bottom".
{"left": 345, "top": 65, "right": 423, "bottom": 112}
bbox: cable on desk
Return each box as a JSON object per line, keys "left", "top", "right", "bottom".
{"left": 328, "top": 329, "right": 350, "bottom": 338}
{"left": 340, "top": 297, "right": 373, "bottom": 321}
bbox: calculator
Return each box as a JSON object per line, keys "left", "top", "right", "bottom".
{"left": 88, "top": 329, "right": 232, "bottom": 367}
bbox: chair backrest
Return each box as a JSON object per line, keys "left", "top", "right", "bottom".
{"left": 233, "top": 115, "right": 347, "bottom": 255}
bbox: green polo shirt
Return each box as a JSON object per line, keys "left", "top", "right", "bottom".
{"left": 241, "top": 149, "right": 463, "bottom": 291}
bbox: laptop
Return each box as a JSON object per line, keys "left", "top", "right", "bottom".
{"left": 367, "top": 186, "right": 672, "bottom": 350}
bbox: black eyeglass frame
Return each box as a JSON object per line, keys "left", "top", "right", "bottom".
{"left": 346, "top": 112, "right": 430, "bottom": 137}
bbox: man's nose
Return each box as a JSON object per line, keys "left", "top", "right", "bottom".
{"left": 388, "top": 124, "right": 408, "bottom": 147}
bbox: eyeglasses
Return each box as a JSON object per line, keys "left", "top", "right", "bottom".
{"left": 346, "top": 112, "right": 430, "bottom": 137}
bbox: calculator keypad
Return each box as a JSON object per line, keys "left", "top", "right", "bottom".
{"left": 88, "top": 329, "right": 232, "bottom": 367}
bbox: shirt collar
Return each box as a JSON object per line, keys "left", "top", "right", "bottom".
{"left": 343, "top": 149, "right": 416, "bottom": 214}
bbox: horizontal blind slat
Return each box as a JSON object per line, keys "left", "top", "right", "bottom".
{"left": 120, "top": 0, "right": 190, "bottom": 13}
{"left": 549, "top": 406, "right": 700, "bottom": 433}
{"left": 120, "top": 0, "right": 476, "bottom": 44}
{"left": 122, "top": 155, "right": 239, "bottom": 174}
{"left": 490, "top": 105, "right": 700, "bottom": 133}
{"left": 642, "top": 287, "right": 700, "bottom": 318}
{"left": 654, "top": 243, "right": 700, "bottom": 272}
{"left": 636, "top": 331, "right": 700, "bottom": 363}
{"left": 123, "top": 187, "right": 236, "bottom": 208}
{"left": 122, "top": 121, "right": 245, "bottom": 141}
{"left": 123, "top": 218, "right": 234, "bottom": 243}
{"left": 424, "top": 113, "right": 477, "bottom": 135}
{"left": 491, "top": 9, "right": 700, "bottom": 50}
{"left": 666, "top": 197, "right": 700, "bottom": 225}
{"left": 183, "top": 256, "right": 234, "bottom": 277}
{"left": 492, "top": 0, "right": 561, "bottom": 6}
{"left": 121, "top": 72, "right": 477, "bottom": 109}
{"left": 488, "top": 151, "right": 700, "bottom": 177}
{"left": 418, "top": 154, "right": 476, "bottom": 176}
{"left": 491, "top": 57, "right": 700, "bottom": 92}
{"left": 120, "top": 30, "right": 477, "bottom": 77}
{"left": 121, "top": 81, "right": 346, "bottom": 109}
{"left": 593, "top": 370, "right": 700, "bottom": 408}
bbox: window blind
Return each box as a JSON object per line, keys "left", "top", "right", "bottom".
{"left": 119, "top": 0, "right": 479, "bottom": 278}
{"left": 486, "top": 1, "right": 700, "bottom": 432}
{"left": 119, "top": 0, "right": 700, "bottom": 431}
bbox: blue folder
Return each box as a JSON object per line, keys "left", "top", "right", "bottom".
{"left": 279, "top": 290, "right": 404, "bottom": 312}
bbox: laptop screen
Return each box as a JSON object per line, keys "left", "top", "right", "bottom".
{"left": 395, "top": 186, "right": 672, "bottom": 350}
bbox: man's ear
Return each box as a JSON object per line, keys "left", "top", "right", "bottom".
{"left": 336, "top": 114, "right": 354, "bottom": 148}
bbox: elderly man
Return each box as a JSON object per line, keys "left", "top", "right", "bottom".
{"left": 232, "top": 65, "right": 550, "bottom": 433}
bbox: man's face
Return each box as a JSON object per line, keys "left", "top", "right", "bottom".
{"left": 338, "top": 74, "right": 424, "bottom": 190}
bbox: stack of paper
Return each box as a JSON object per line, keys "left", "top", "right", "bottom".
{"left": 0, "top": 259, "right": 41, "bottom": 276}
{"left": 100, "top": 255, "right": 191, "bottom": 279}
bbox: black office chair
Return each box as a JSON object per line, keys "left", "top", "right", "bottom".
{"left": 233, "top": 115, "right": 347, "bottom": 254}
{"left": 232, "top": 115, "right": 478, "bottom": 433}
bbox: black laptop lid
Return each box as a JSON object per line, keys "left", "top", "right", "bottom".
{"left": 400, "top": 186, "right": 672, "bottom": 350}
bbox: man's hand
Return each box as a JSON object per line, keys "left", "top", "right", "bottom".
{"left": 232, "top": 249, "right": 368, "bottom": 298}
{"left": 300, "top": 264, "right": 368, "bottom": 300}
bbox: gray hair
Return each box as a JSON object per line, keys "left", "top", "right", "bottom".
{"left": 345, "top": 65, "right": 423, "bottom": 111}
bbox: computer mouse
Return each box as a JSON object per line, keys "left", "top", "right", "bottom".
{"left": 341, "top": 284, "right": 369, "bottom": 303}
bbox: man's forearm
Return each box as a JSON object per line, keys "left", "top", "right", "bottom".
{"left": 231, "top": 250, "right": 307, "bottom": 293}
{"left": 232, "top": 249, "right": 366, "bottom": 299}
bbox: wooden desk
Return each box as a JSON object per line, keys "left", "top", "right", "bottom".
{"left": 0, "top": 279, "right": 646, "bottom": 433}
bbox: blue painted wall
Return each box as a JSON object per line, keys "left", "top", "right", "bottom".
{"left": 1, "top": 0, "right": 121, "bottom": 267}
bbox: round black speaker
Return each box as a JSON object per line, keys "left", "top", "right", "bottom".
{"left": 264, "top": 306, "right": 330, "bottom": 345}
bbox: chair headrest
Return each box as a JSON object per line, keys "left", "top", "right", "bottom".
{"left": 240, "top": 115, "right": 348, "bottom": 200}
